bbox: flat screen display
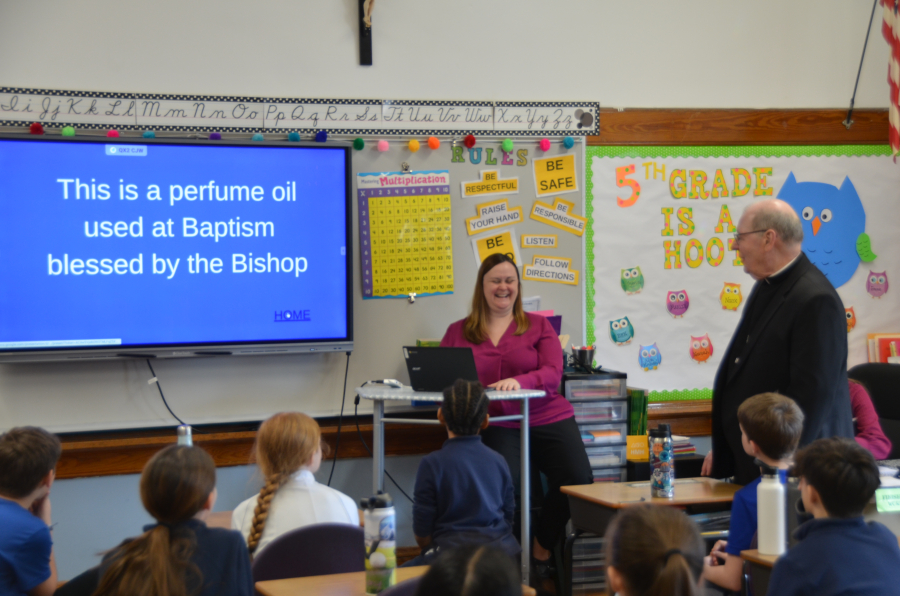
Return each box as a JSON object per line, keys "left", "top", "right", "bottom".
{"left": 0, "top": 135, "right": 352, "bottom": 362}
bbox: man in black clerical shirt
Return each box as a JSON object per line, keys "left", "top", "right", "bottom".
{"left": 703, "top": 199, "right": 853, "bottom": 485}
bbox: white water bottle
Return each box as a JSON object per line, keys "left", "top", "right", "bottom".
{"left": 757, "top": 467, "right": 786, "bottom": 556}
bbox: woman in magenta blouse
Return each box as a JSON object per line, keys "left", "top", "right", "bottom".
{"left": 848, "top": 379, "right": 892, "bottom": 460}
{"left": 441, "top": 253, "right": 592, "bottom": 564}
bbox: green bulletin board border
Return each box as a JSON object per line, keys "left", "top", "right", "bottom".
{"left": 584, "top": 145, "right": 891, "bottom": 401}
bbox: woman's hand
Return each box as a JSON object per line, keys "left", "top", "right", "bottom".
{"left": 489, "top": 378, "right": 521, "bottom": 391}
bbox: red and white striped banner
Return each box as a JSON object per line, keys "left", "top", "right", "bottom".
{"left": 884, "top": 0, "right": 900, "bottom": 159}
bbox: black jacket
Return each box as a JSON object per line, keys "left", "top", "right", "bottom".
{"left": 711, "top": 253, "right": 854, "bottom": 483}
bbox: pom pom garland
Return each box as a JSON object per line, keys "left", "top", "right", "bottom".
{"left": 288, "top": 132, "right": 301, "bottom": 142}
{"left": 142, "top": 130, "right": 156, "bottom": 139}
{"left": 501, "top": 138, "right": 513, "bottom": 152}
{"left": 252, "top": 133, "right": 265, "bottom": 141}
{"left": 377, "top": 140, "right": 390, "bottom": 152}
{"left": 563, "top": 136, "right": 575, "bottom": 149}
{"left": 61, "top": 126, "right": 75, "bottom": 137}
{"left": 107, "top": 129, "right": 120, "bottom": 138}
{"left": 463, "top": 134, "right": 476, "bottom": 148}
{"left": 353, "top": 138, "right": 365, "bottom": 150}
{"left": 539, "top": 138, "right": 551, "bottom": 151}
{"left": 408, "top": 139, "right": 420, "bottom": 152}
{"left": 315, "top": 130, "right": 328, "bottom": 142}
{"left": 427, "top": 136, "right": 440, "bottom": 150}
{"left": 208, "top": 132, "right": 221, "bottom": 140}
{"left": 29, "top": 122, "right": 44, "bottom": 135}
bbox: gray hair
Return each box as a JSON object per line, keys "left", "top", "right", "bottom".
{"left": 751, "top": 204, "right": 804, "bottom": 245}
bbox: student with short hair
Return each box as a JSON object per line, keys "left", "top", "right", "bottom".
{"left": 232, "top": 412, "right": 358, "bottom": 557}
{"left": 704, "top": 392, "right": 804, "bottom": 592}
{"left": 604, "top": 505, "right": 705, "bottom": 596}
{"left": 414, "top": 545, "right": 520, "bottom": 596}
{"left": 769, "top": 437, "right": 900, "bottom": 595}
{"left": 57, "top": 444, "right": 253, "bottom": 596}
{"left": 0, "top": 426, "right": 60, "bottom": 596}
{"left": 409, "top": 379, "right": 519, "bottom": 565}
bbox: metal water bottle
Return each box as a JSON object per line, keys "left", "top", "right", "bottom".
{"left": 361, "top": 493, "right": 396, "bottom": 595}
{"left": 176, "top": 425, "right": 192, "bottom": 446}
{"left": 757, "top": 466, "right": 787, "bottom": 556}
{"left": 649, "top": 423, "right": 674, "bottom": 498}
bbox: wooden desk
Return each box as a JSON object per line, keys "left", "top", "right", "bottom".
{"left": 255, "top": 566, "right": 428, "bottom": 596}
{"left": 255, "top": 566, "right": 538, "bottom": 596}
{"left": 561, "top": 477, "right": 740, "bottom": 536}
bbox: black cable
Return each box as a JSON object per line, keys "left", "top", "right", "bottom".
{"left": 327, "top": 351, "right": 352, "bottom": 487}
{"left": 354, "top": 395, "right": 415, "bottom": 503}
{"left": 146, "top": 359, "right": 209, "bottom": 434}
{"left": 844, "top": 0, "right": 879, "bottom": 128}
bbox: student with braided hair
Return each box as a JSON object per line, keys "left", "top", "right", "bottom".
{"left": 407, "top": 379, "right": 520, "bottom": 566}
{"left": 604, "top": 504, "right": 705, "bottom": 596}
{"left": 231, "top": 412, "right": 358, "bottom": 557}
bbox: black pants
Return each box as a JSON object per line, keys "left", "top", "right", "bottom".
{"left": 481, "top": 416, "right": 592, "bottom": 552}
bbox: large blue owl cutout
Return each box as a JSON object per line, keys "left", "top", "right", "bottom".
{"left": 777, "top": 172, "right": 867, "bottom": 288}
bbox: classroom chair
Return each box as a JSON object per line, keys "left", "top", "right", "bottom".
{"left": 250, "top": 522, "right": 366, "bottom": 582}
{"left": 848, "top": 363, "right": 900, "bottom": 460}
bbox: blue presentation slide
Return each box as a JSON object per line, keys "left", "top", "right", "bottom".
{"left": 0, "top": 139, "right": 350, "bottom": 349}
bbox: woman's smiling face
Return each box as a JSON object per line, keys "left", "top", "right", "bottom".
{"left": 483, "top": 261, "right": 519, "bottom": 317}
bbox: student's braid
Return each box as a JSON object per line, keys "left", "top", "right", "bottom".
{"left": 443, "top": 379, "right": 489, "bottom": 435}
{"left": 246, "top": 470, "right": 291, "bottom": 556}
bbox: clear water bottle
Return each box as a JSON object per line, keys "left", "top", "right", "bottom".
{"left": 757, "top": 465, "right": 787, "bottom": 556}
{"left": 649, "top": 423, "right": 674, "bottom": 498}
{"left": 361, "top": 493, "right": 396, "bottom": 595}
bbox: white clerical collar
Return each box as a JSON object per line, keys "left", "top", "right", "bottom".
{"left": 765, "top": 254, "right": 800, "bottom": 283}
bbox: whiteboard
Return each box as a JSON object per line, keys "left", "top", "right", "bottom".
{"left": 0, "top": 139, "right": 586, "bottom": 432}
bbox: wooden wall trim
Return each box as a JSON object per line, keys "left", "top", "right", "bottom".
{"left": 589, "top": 109, "right": 888, "bottom": 146}
{"left": 57, "top": 414, "right": 446, "bottom": 480}
{"left": 58, "top": 401, "right": 714, "bottom": 478}
{"left": 647, "top": 400, "right": 712, "bottom": 437}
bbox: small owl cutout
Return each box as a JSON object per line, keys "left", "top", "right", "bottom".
{"left": 720, "top": 282, "right": 743, "bottom": 311}
{"left": 845, "top": 307, "right": 856, "bottom": 333}
{"left": 666, "top": 290, "right": 690, "bottom": 318}
{"left": 866, "top": 271, "right": 889, "bottom": 298}
{"left": 620, "top": 267, "right": 644, "bottom": 295}
{"left": 638, "top": 343, "right": 662, "bottom": 371}
{"left": 609, "top": 317, "right": 635, "bottom": 345}
{"left": 689, "top": 334, "right": 713, "bottom": 363}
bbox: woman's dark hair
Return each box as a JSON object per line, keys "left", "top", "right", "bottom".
{"left": 414, "top": 545, "right": 519, "bottom": 596}
{"left": 441, "top": 380, "right": 490, "bottom": 436}
{"left": 93, "top": 445, "right": 217, "bottom": 596}
{"left": 463, "top": 253, "right": 529, "bottom": 344}
{"left": 605, "top": 505, "right": 704, "bottom": 596}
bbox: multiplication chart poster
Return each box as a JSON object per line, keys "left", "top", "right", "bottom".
{"left": 357, "top": 170, "right": 453, "bottom": 299}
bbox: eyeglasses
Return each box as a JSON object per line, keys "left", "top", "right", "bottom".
{"left": 732, "top": 229, "right": 769, "bottom": 242}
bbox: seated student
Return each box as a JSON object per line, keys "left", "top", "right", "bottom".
{"left": 770, "top": 437, "right": 900, "bottom": 595}
{"left": 409, "top": 380, "right": 519, "bottom": 565}
{"left": 232, "top": 412, "right": 358, "bottom": 557}
{"left": 57, "top": 444, "right": 252, "bottom": 596}
{"left": 848, "top": 379, "right": 892, "bottom": 460}
{"left": 415, "top": 545, "right": 520, "bottom": 596}
{"left": 604, "top": 504, "right": 705, "bottom": 596}
{"left": 704, "top": 392, "right": 803, "bottom": 593}
{"left": 0, "top": 426, "right": 60, "bottom": 596}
